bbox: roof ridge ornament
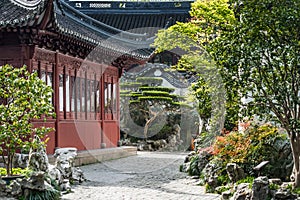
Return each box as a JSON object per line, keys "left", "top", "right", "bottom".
{"left": 10, "top": 0, "right": 44, "bottom": 9}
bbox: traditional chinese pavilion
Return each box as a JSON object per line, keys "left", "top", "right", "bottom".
{"left": 0, "top": 0, "right": 191, "bottom": 154}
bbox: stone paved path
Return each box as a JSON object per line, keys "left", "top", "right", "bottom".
{"left": 62, "top": 151, "right": 220, "bottom": 200}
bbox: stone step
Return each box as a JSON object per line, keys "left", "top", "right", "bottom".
{"left": 48, "top": 146, "right": 137, "bottom": 166}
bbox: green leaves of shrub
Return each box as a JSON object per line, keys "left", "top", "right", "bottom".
{"left": 188, "top": 155, "right": 200, "bottom": 176}
{"left": 0, "top": 167, "right": 32, "bottom": 177}
{"left": 236, "top": 176, "right": 255, "bottom": 188}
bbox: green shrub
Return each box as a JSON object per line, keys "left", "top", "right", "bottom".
{"left": 269, "top": 183, "right": 280, "bottom": 190}
{"left": 292, "top": 187, "right": 300, "bottom": 195}
{"left": 205, "top": 183, "right": 215, "bottom": 193}
{"left": 212, "top": 123, "right": 292, "bottom": 180}
{"left": 20, "top": 187, "right": 61, "bottom": 200}
{"left": 0, "top": 167, "right": 33, "bottom": 178}
{"left": 138, "top": 96, "right": 173, "bottom": 103}
{"left": 179, "top": 164, "right": 184, "bottom": 172}
{"left": 120, "top": 82, "right": 142, "bottom": 89}
{"left": 139, "top": 86, "right": 175, "bottom": 93}
{"left": 215, "top": 186, "right": 232, "bottom": 194}
{"left": 217, "top": 174, "right": 230, "bottom": 186}
{"left": 136, "top": 77, "right": 163, "bottom": 86}
{"left": 188, "top": 155, "right": 200, "bottom": 176}
{"left": 236, "top": 176, "right": 255, "bottom": 188}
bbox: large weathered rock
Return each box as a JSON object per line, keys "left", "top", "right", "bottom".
{"left": 273, "top": 189, "right": 297, "bottom": 200}
{"left": 28, "top": 136, "right": 49, "bottom": 172}
{"left": 251, "top": 176, "right": 269, "bottom": 200}
{"left": 268, "top": 137, "right": 293, "bottom": 180}
{"left": 21, "top": 171, "right": 46, "bottom": 191}
{"left": 270, "top": 182, "right": 297, "bottom": 200}
{"left": 202, "top": 163, "right": 219, "bottom": 191}
{"left": 48, "top": 164, "right": 63, "bottom": 185}
{"left": 60, "top": 179, "right": 71, "bottom": 191}
{"left": 1, "top": 144, "right": 86, "bottom": 199}
{"left": 14, "top": 153, "right": 29, "bottom": 169}
{"left": 269, "top": 178, "right": 282, "bottom": 186}
{"left": 72, "top": 167, "right": 85, "bottom": 183}
{"left": 54, "top": 147, "right": 77, "bottom": 179}
{"left": 10, "top": 180, "right": 22, "bottom": 197}
{"left": 231, "top": 183, "right": 252, "bottom": 200}
{"left": 198, "top": 151, "right": 212, "bottom": 173}
{"left": 222, "top": 190, "right": 232, "bottom": 200}
{"left": 0, "top": 178, "right": 7, "bottom": 196}
{"left": 54, "top": 147, "right": 85, "bottom": 183}
{"left": 227, "top": 163, "right": 245, "bottom": 183}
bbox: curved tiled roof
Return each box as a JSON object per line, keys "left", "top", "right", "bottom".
{"left": 55, "top": 1, "right": 155, "bottom": 59}
{"left": 89, "top": 13, "right": 190, "bottom": 36}
{"left": 0, "top": 0, "right": 191, "bottom": 61}
{"left": 0, "top": 0, "right": 47, "bottom": 27}
{"left": 0, "top": 0, "right": 155, "bottom": 60}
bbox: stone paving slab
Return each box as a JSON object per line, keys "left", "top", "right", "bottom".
{"left": 62, "top": 151, "right": 221, "bottom": 200}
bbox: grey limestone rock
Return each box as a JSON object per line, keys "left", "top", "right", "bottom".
{"left": 28, "top": 136, "right": 49, "bottom": 172}
{"left": 54, "top": 147, "right": 85, "bottom": 183}
{"left": 226, "top": 163, "right": 245, "bottom": 183}
{"left": 10, "top": 180, "right": 22, "bottom": 197}
{"left": 251, "top": 176, "right": 269, "bottom": 200}
{"left": 231, "top": 183, "right": 252, "bottom": 200}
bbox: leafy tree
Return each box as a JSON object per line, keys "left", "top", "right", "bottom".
{"left": 153, "top": 0, "right": 237, "bottom": 135}
{"left": 154, "top": 0, "right": 300, "bottom": 187}
{"left": 0, "top": 65, "right": 55, "bottom": 176}
{"left": 211, "top": 0, "right": 300, "bottom": 187}
{"left": 120, "top": 76, "right": 196, "bottom": 146}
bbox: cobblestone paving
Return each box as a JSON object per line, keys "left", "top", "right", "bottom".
{"left": 63, "top": 151, "right": 221, "bottom": 200}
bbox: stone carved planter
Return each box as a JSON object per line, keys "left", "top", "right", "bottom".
{"left": 1, "top": 175, "right": 25, "bottom": 185}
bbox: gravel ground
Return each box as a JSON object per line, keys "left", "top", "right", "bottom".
{"left": 62, "top": 151, "right": 221, "bottom": 200}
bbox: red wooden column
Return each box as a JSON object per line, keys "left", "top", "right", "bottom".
{"left": 100, "top": 70, "right": 105, "bottom": 148}
{"left": 54, "top": 52, "right": 60, "bottom": 149}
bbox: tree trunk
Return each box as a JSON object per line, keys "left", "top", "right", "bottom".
{"left": 290, "top": 136, "right": 300, "bottom": 188}
{"left": 144, "top": 119, "right": 151, "bottom": 139}
{"left": 6, "top": 151, "right": 11, "bottom": 176}
{"left": 143, "top": 111, "right": 165, "bottom": 140}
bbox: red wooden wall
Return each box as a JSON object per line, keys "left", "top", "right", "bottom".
{"left": 0, "top": 44, "right": 121, "bottom": 154}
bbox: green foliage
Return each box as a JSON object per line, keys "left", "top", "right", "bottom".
{"left": 120, "top": 82, "right": 142, "bottom": 89}
{"left": 269, "top": 183, "right": 280, "bottom": 190}
{"left": 120, "top": 73, "right": 195, "bottom": 142}
{"left": 179, "top": 164, "right": 184, "bottom": 172}
{"left": 188, "top": 155, "right": 200, "bottom": 176}
{"left": 190, "top": 77, "right": 212, "bottom": 120}
{"left": 120, "top": 90, "right": 131, "bottom": 94}
{"left": 292, "top": 187, "right": 300, "bottom": 195}
{"left": 20, "top": 187, "right": 61, "bottom": 200}
{"left": 139, "top": 86, "right": 175, "bottom": 93}
{"left": 136, "top": 77, "right": 163, "bottom": 86}
{"left": 213, "top": 123, "right": 291, "bottom": 179}
{"left": 198, "top": 177, "right": 206, "bottom": 186}
{"left": 138, "top": 96, "right": 173, "bottom": 103}
{"left": 205, "top": 183, "right": 215, "bottom": 193}
{"left": 217, "top": 174, "right": 230, "bottom": 186}
{"left": 153, "top": 0, "right": 239, "bottom": 134}
{"left": 212, "top": 0, "right": 300, "bottom": 185}
{"left": 215, "top": 185, "right": 232, "bottom": 194}
{"left": 286, "top": 184, "right": 293, "bottom": 191}
{"left": 236, "top": 176, "right": 255, "bottom": 188}
{"left": 0, "top": 167, "right": 33, "bottom": 177}
{"left": 0, "top": 64, "right": 55, "bottom": 176}
{"left": 171, "top": 102, "right": 192, "bottom": 108}
{"left": 148, "top": 124, "right": 173, "bottom": 140}
{"left": 142, "top": 91, "right": 171, "bottom": 98}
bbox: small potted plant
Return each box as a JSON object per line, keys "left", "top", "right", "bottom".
{"left": 0, "top": 64, "right": 55, "bottom": 179}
